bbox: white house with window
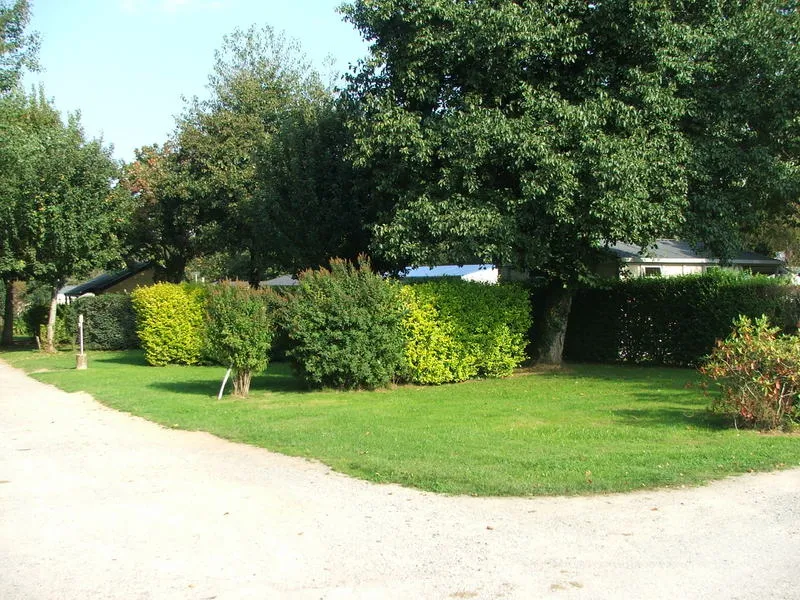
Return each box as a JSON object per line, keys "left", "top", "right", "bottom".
{"left": 609, "top": 240, "right": 785, "bottom": 278}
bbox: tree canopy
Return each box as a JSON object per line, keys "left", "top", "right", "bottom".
{"left": 342, "top": 0, "right": 800, "bottom": 361}
{"left": 0, "top": 0, "right": 38, "bottom": 94}
{"left": 0, "top": 89, "right": 125, "bottom": 348}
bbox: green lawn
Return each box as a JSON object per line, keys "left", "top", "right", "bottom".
{"left": 3, "top": 348, "right": 798, "bottom": 496}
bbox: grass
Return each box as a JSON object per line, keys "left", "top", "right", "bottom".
{"left": 2, "top": 348, "right": 799, "bottom": 496}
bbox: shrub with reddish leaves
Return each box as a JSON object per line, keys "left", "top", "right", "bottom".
{"left": 700, "top": 315, "right": 800, "bottom": 430}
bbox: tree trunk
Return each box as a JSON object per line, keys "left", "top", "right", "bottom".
{"left": 532, "top": 281, "right": 574, "bottom": 366}
{"left": 45, "top": 284, "right": 60, "bottom": 353}
{"left": 233, "top": 369, "right": 252, "bottom": 397}
{"left": 1, "top": 279, "right": 15, "bottom": 347}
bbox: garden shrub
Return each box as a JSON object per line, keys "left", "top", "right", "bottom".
{"left": 700, "top": 315, "right": 800, "bottom": 430}
{"left": 400, "top": 279, "right": 531, "bottom": 384}
{"left": 131, "top": 282, "right": 205, "bottom": 366}
{"left": 65, "top": 294, "right": 138, "bottom": 350}
{"left": 399, "top": 285, "right": 473, "bottom": 384}
{"left": 284, "top": 257, "right": 405, "bottom": 389}
{"left": 565, "top": 270, "right": 800, "bottom": 367}
{"left": 205, "top": 282, "right": 275, "bottom": 397}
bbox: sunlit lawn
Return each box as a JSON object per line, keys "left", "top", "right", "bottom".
{"left": 3, "top": 348, "right": 798, "bottom": 496}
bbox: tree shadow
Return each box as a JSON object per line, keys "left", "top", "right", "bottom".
{"left": 148, "top": 379, "right": 220, "bottom": 397}
{"left": 611, "top": 400, "right": 730, "bottom": 431}
{"left": 92, "top": 351, "right": 148, "bottom": 366}
{"left": 147, "top": 367, "right": 307, "bottom": 397}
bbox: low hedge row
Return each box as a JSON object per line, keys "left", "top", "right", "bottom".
{"left": 65, "top": 294, "right": 139, "bottom": 350}
{"left": 124, "top": 263, "right": 533, "bottom": 390}
{"left": 564, "top": 270, "right": 800, "bottom": 367}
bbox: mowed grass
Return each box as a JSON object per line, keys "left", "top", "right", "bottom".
{"left": 3, "top": 348, "right": 798, "bottom": 496}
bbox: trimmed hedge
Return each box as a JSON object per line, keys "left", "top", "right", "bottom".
{"left": 131, "top": 283, "right": 206, "bottom": 366}
{"left": 284, "top": 258, "right": 405, "bottom": 389}
{"left": 65, "top": 294, "right": 139, "bottom": 350}
{"left": 400, "top": 279, "right": 532, "bottom": 384}
{"left": 565, "top": 270, "right": 800, "bottom": 367}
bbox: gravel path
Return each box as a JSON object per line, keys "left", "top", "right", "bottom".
{"left": 1, "top": 360, "right": 799, "bottom": 600}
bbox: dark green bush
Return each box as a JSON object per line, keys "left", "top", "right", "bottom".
{"left": 64, "top": 294, "right": 138, "bottom": 350}
{"left": 205, "top": 283, "right": 275, "bottom": 397}
{"left": 565, "top": 270, "right": 800, "bottom": 367}
{"left": 284, "top": 257, "right": 405, "bottom": 389}
{"left": 131, "top": 283, "right": 206, "bottom": 366}
{"left": 400, "top": 280, "right": 531, "bottom": 384}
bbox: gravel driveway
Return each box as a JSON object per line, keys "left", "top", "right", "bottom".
{"left": 1, "top": 360, "right": 799, "bottom": 600}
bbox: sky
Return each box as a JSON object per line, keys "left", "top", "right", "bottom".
{"left": 23, "top": 0, "right": 370, "bottom": 162}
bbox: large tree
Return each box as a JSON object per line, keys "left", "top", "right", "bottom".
{"left": 121, "top": 143, "right": 202, "bottom": 282}
{"left": 0, "top": 0, "right": 38, "bottom": 93}
{"left": 0, "top": 0, "right": 37, "bottom": 344}
{"left": 0, "top": 90, "right": 126, "bottom": 350}
{"left": 342, "top": 0, "right": 800, "bottom": 363}
{"left": 0, "top": 89, "right": 43, "bottom": 344}
{"left": 176, "top": 25, "right": 370, "bottom": 285}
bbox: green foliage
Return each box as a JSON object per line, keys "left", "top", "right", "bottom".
{"left": 566, "top": 271, "right": 800, "bottom": 367}
{"left": 131, "top": 283, "right": 205, "bottom": 366}
{"left": 0, "top": 0, "right": 38, "bottom": 93}
{"left": 284, "top": 257, "right": 405, "bottom": 389}
{"left": 400, "top": 280, "right": 531, "bottom": 384}
{"left": 120, "top": 143, "right": 200, "bottom": 283}
{"left": 66, "top": 294, "right": 138, "bottom": 350}
{"left": 700, "top": 315, "right": 800, "bottom": 431}
{"left": 342, "top": 1, "right": 800, "bottom": 364}
{"left": 204, "top": 282, "right": 274, "bottom": 397}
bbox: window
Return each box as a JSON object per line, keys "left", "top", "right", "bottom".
{"left": 644, "top": 266, "right": 662, "bottom": 277}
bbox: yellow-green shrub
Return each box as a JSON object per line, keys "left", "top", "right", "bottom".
{"left": 131, "top": 283, "right": 205, "bottom": 366}
{"left": 399, "top": 286, "right": 474, "bottom": 384}
{"left": 400, "top": 280, "right": 531, "bottom": 384}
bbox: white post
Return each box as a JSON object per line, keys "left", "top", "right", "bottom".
{"left": 76, "top": 314, "right": 87, "bottom": 370}
{"left": 78, "top": 314, "right": 84, "bottom": 356}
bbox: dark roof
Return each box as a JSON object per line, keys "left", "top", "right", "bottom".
{"left": 66, "top": 262, "right": 152, "bottom": 296}
{"left": 610, "top": 240, "right": 783, "bottom": 266}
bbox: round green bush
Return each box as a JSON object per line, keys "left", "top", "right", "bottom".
{"left": 284, "top": 257, "right": 405, "bottom": 390}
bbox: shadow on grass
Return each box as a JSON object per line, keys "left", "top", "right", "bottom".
{"left": 147, "top": 366, "right": 307, "bottom": 397}
{"left": 148, "top": 379, "right": 220, "bottom": 396}
{"left": 611, "top": 404, "right": 729, "bottom": 431}
{"left": 92, "top": 351, "right": 148, "bottom": 366}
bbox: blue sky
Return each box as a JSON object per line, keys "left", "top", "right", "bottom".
{"left": 24, "top": 0, "right": 369, "bottom": 162}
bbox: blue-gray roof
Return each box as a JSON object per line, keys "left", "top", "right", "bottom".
{"left": 262, "top": 274, "right": 299, "bottom": 287}
{"left": 610, "top": 240, "right": 782, "bottom": 265}
{"left": 402, "top": 264, "right": 495, "bottom": 278}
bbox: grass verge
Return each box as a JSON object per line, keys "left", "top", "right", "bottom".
{"left": 2, "top": 349, "right": 798, "bottom": 496}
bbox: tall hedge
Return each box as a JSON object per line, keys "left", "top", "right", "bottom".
{"left": 131, "top": 283, "right": 206, "bottom": 366}
{"left": 65, "top": 294, "right": 139, "bottom": 350}
{"left": 284, "top": 258, "right": 405, "bottom": 389}
{"left": 565, "top": 270, "right": 800, "bottom": 367}
{"left": 400, "top": 279, "right": 532, "bottom": 384}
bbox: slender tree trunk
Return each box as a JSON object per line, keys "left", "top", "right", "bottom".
{"left": 45, "top": 283, "right": 61, "bottom": 353}
{"left": 532, "top": 280, "right": 574, "bottom": 366}
{"left": 1, "top": 279, "right": 15, "bottom": 347}
{"left": 233, "top": 369, "right": 252, "bottom": 397}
